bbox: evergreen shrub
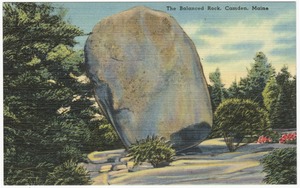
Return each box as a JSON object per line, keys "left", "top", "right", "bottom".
{"left": 261, "top": 147, "right": 296, "bottom": 184}
{"left": 214, "top": 98, "right": 269, "bottom": 151}
{"left": 46, "top": 160, "right": 91, "bottom": 185}
{"left": 127, "top": 135, "right": 176, "bottom": 168}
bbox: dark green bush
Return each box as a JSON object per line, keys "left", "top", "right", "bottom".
{"left": 127, "top": 135, "right": 176, "bottom": 168}
{"left": 96, "top": 123, "right": 124, "bottom": 150}
{"left": 4, "top": 163, "right": 53, "bottom": 185}
{"left": 214, "top": 98, "right": 269, "bottom": 151}
{"left": 45, "top": 160, "right": 91, "bottom": 185}
{"left": 261, "top": 147, "right": 296, "bottom": 184}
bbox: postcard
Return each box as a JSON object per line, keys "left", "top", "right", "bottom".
{"left": 2, "top": 1, "right": 297, "bottom": 186}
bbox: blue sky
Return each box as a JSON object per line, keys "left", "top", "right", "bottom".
{"left": 58, "top": 2, "right": 296, "bottom": 86}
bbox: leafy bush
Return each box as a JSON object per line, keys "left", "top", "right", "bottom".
{"left": 46, "top": 160, "right": 91, "bottom": 185}
{"left": 214, "top": 98, "right": 269, "bottom": 151}
{"left": 261, "top": 147, "right": 296, "bottom": 184}
{"left": 127, "top": 135, "right": 176, "bottom": 168}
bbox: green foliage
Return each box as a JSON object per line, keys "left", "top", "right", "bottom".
{"left": 45, "top": 160, "right": 91, "bottom": 185}
{"left": 4, "top": 163, "right": 54, "bottom": 185}
{"left": 227, "top": 52, "right": 275, "bottom": 107}
{"left": 3, "top": 2, "right": 122, "bottom": 185}
{"left": 127, "top": 136, "right": 176, "bottom": 168}
{"left": 261, "top": 147, "right": 296, "bottom": 184}
{"left": 262, "top": 66, "right": 296, "bottom": 128}
{"left": 208, "top": 68, "right": 228, "bottom": 139}
{"left": 98, "top": 123, "right": 124, "bottom": 149}
{"left": 88, "top": 121, "right": 124, "bottom": 151}
{"left": 262, "top": 77, "right": 279, "bottom": 112}
{"left": 272, "top": 67, "right": 296, "bottom": 128}
{"left": 214, "top": 98, "right": 269, "bottom": 151}
{"left": 208, "top": 68, "right": 227, "bottom": 112}
{"left": 227, "top": 79, "right": 241, "bottom": 99}
{"left": 3, "top": 3, "right": 82, "bottom": 64}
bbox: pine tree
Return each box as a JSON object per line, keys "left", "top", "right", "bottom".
{"left": 290, "top": 76, "right": 296, "bottom": 128}
{"left": 208, "top": 68, "right": 228, "bottom": 139}
{"left": 3, "top": 3, "right": 122, "bottom": 184}
{"left": 262, "top": 77, "right": 279, "bottom": 112}
{"left": 208, "top": 68, "right": 227, "bottom": 112}
{"left": 271, "top": 67, "right": 296, "bottom": 128}
{"left": 227, "top": 78, "right": 241, "bottom": 99}
{"left": 238, "top": 52, "right": 275, "bottom": 107}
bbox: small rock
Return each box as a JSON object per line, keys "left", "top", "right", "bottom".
{"left": 126, "top": 161, "right": 134, "bottom": 169}
{"left": 108, "top": 169, "right": 129, "bottom": 179}
{"left": 100, "top": 164, "right": 113, "bottom": 172}
{"left": 113, "top": 164, "right": 127, "bottom": 171}
{"left": 79, "top": 163, "right": 103, "bottom": 172}
{"left": 120, "top": 157, "right": 131, "bottom": 163}
{"left": 87, "top": 156, "right": 107, "bottom": 164}
{"left": 106, "top": 154, "right": 121, "bottom": 163}
{"left": 88, "top": 149, "right": 125, "bottom": 164}
{"left": 93, "top": 149, "right": 125, "bottom": 157}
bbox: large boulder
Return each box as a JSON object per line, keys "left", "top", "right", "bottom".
{"left": 85, "top": 6, "right": 212, "bottom": 151}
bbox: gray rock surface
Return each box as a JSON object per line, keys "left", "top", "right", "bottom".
{"left": 85, "top": 6, "right": 212, "bottom": 151}
{"left": 85, "top": 139, "right": 296, "bottom": 185}
{"left": 87, "top": 149, "right": 125, "bottom": 164}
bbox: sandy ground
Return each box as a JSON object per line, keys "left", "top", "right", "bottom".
{"left": 89, "top": 138, "right": 296, "bottom": 185}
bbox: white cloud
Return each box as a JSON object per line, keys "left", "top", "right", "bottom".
{"left": 182, "top": 10, "right": 296, "bottom": 87}
{"left": 182, "top": 22, "right": 204, "bottom": 36}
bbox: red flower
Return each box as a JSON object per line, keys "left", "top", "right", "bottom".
{"left": 279, "top": 132, "right": 296, "bottom": 144}
{"left": 257, "top": 135, "right": 272, "bottom": 144}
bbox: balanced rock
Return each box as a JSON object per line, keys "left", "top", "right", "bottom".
{"left": 85, "top": 6, "right": 212, "bottom": 151}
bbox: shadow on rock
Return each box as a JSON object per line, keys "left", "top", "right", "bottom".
{"left": 171, "top": 122, "right": 211, "bottom": 152}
